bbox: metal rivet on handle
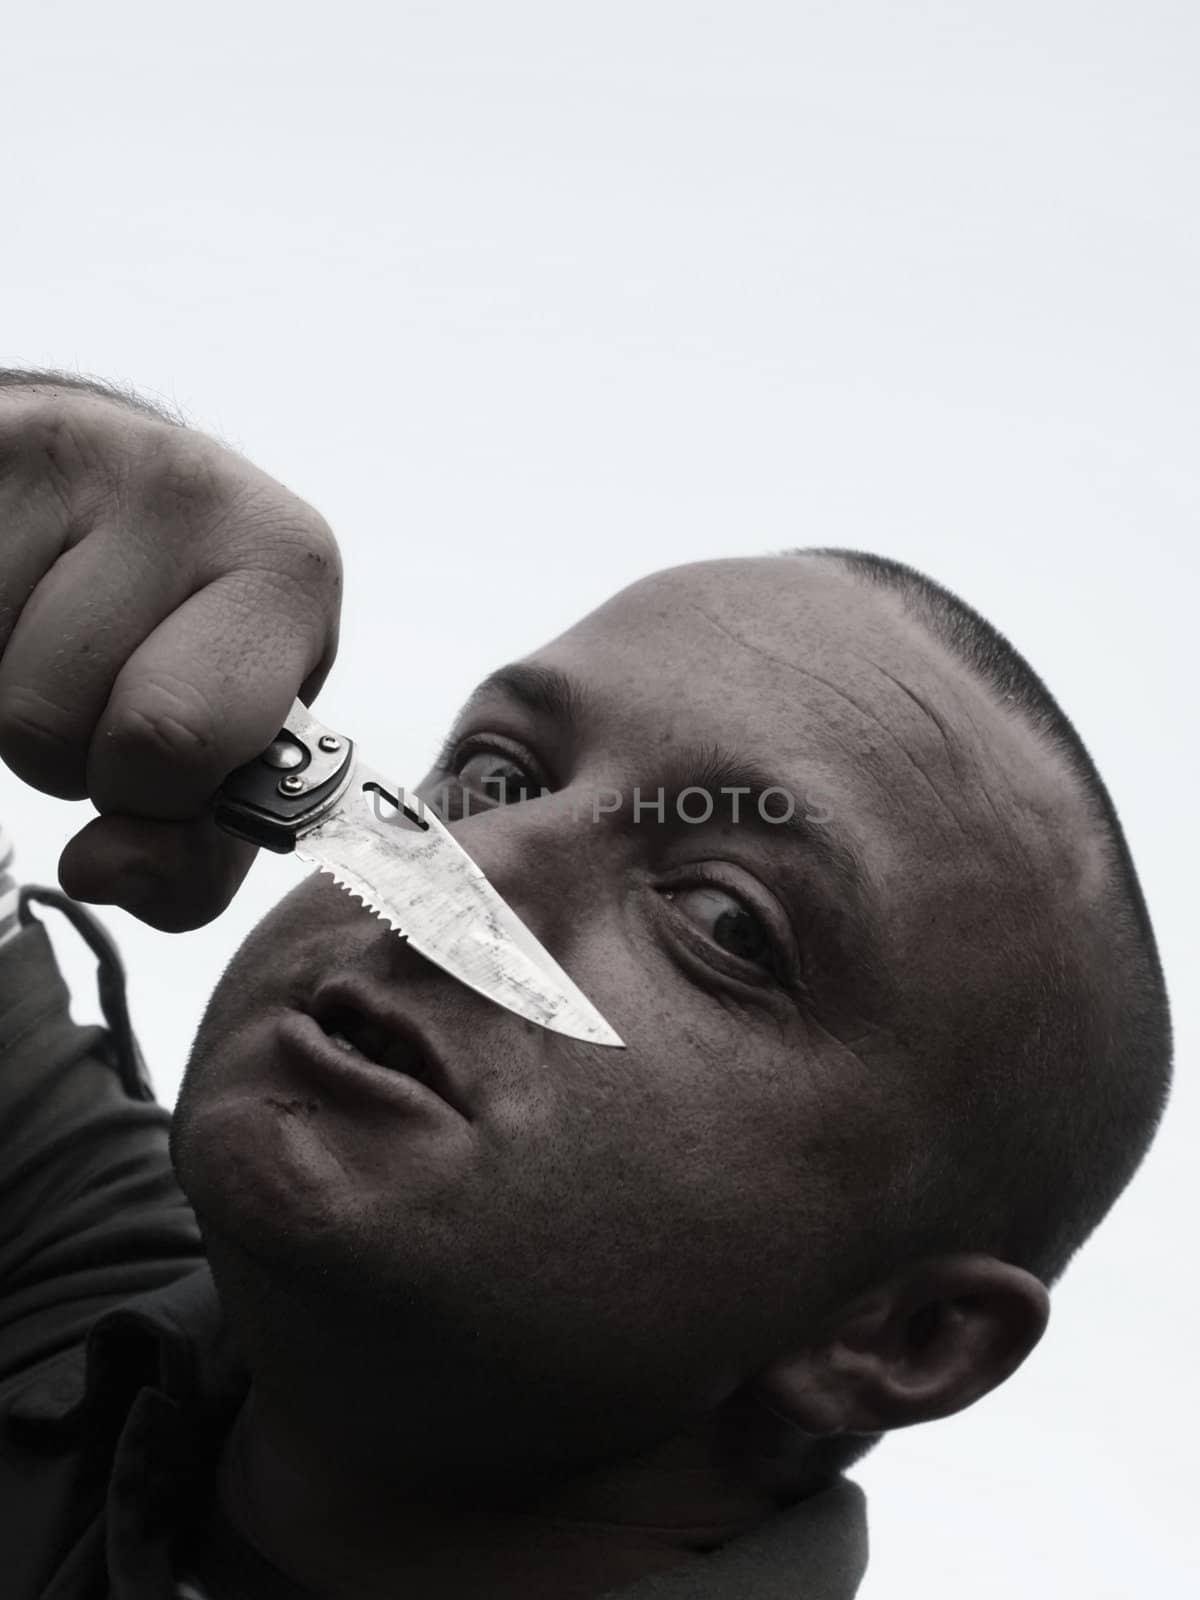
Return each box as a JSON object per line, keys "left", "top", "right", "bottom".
{"left": 263, "top": 738, "right": 306, "bottom": 770}
{"left": 278, "top": 774, "right": 307, "bottom": 795}
{"left": 318, "top": 735, "right": 341, "bottom": 753}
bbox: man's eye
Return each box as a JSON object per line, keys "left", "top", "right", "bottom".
{"left": 453, "top": 749, "right": 540, "bottom": 805}
{"left": 661, "top": 884, "right": 778, "bottom": 974}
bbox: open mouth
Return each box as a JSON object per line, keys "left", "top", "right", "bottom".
{"left": 308, "top": 986, "right": 464, "bottom": 1116}
{"left": 318, "top": 1003, "right": 427, "bottom": 1076}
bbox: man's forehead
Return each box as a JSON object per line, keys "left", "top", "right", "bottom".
{"left": 522, "top": 557, "right": 1081, "bottom": 896}
{"left": 535, "top": 558, "right": 976, "bottom": 780}
{"left": 550, "top": 558, "right": 935, "bottom": 695}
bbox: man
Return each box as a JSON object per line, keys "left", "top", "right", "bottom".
{"left": 0, "top": 372, "right": 1172, "bottom": 1599}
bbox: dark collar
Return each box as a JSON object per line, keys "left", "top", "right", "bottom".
{"left": 16, "top": 1270, "right": 867, "bottom": 1600}
{"left": 12, "top": 1264, "right": 248, "bottom": 1442}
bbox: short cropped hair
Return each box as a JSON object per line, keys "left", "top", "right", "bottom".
{"left": 788, "top": 547, "right": 1173, "bottom": 1288}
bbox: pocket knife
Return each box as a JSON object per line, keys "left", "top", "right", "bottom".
{"left": 213, "top": 698, "right": 623, "bottom": 1047}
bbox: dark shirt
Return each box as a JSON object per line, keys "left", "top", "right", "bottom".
{"left": 0, "top": 890, "right": 869, "bottom": 1599}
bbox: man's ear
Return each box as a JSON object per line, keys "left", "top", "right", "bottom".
{"left": 743, "top": 1254, "right": 1050, "bottom": 1436}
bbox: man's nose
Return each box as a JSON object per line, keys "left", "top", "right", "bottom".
{"left": 446, "top": 790, "right": 608, "bottom": 969}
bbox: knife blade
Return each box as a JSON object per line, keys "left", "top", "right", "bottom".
{"left": 213, "top": 698, "right": 624, "bottom": 1048}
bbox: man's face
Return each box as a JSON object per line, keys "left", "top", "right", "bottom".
{"left": 171, "top": 557, "right": 1071, "bottom": 1472}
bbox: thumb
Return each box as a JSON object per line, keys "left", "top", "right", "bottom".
{"left": 59, "top": 813, "right": 258, "bottom": 931}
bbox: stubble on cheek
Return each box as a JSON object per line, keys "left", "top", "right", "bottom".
{"left": 170, "top": 1036, "right": 365, "bottom": 1285}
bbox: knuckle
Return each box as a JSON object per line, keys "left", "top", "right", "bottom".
{"left": 0, "top": 398, "right": 90, "bottom": 505}
{"left": 0, "top": 393, "right": 142, "bottom": 523}
{"left": 135, "top": 429, "right": 230, "bottom": 529}
{"left": 297, "top": 505, "right": 342, "bottom": 576}
{"left": 254, "top": 497, "right": 338, "bottom": 563}
{"left": 238, "top": 498, "right": 344, "bottom": 604}
{"left": 0, "top": 682, "right": 84, "bottom": 789}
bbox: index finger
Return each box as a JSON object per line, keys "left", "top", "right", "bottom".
{"left": 88, "top": 562, "right": 340, "bottom": 820}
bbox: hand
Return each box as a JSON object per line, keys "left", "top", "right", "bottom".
{"left": 0, "top": 381, "right": 343, "bottom": 930}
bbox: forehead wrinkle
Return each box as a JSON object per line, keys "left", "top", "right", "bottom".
{"left": 688, "top": 600, "right": 973, "bottom": 847}
{"left": 856, "top": 639, "right": 1072, "bottom": 895}
{"left": 847, "top": 649, "right": 1085, "bottom": 982}
{"left": 852, "top": 657, "right": 957, "bottom": 761}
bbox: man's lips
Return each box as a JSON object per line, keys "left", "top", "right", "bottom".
{"left": 305, "top": 975, "right": 471, "bottom": 1119}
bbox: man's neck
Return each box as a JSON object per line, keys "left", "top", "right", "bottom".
{"left": 214, "top": 1387, "right": 791, "bottom": 1600}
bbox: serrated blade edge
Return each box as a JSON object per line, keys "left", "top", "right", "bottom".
{"left": 295, "top": 769, "right": 624, "bottom": 1047}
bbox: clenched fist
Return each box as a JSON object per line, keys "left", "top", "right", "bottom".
{"left": 0, "top": 375, "right": 342, "bottom": 930}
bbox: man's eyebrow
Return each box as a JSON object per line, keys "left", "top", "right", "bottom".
{"left": 461, "top": 662, "right": 593, "bottom": 728}
{"left": 655, "top": 741, "right": 870, "bottom": 906}
{"left": 463, "top": 665, "right": 868, "bottom": 902}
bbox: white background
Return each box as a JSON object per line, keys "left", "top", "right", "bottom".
{"left": 3, "top": 3, "right": 1197, "bottom": 1592}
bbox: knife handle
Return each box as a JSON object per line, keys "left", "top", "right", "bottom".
{"left": 213, "top": 697, "right": 355, "bottom": 853}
